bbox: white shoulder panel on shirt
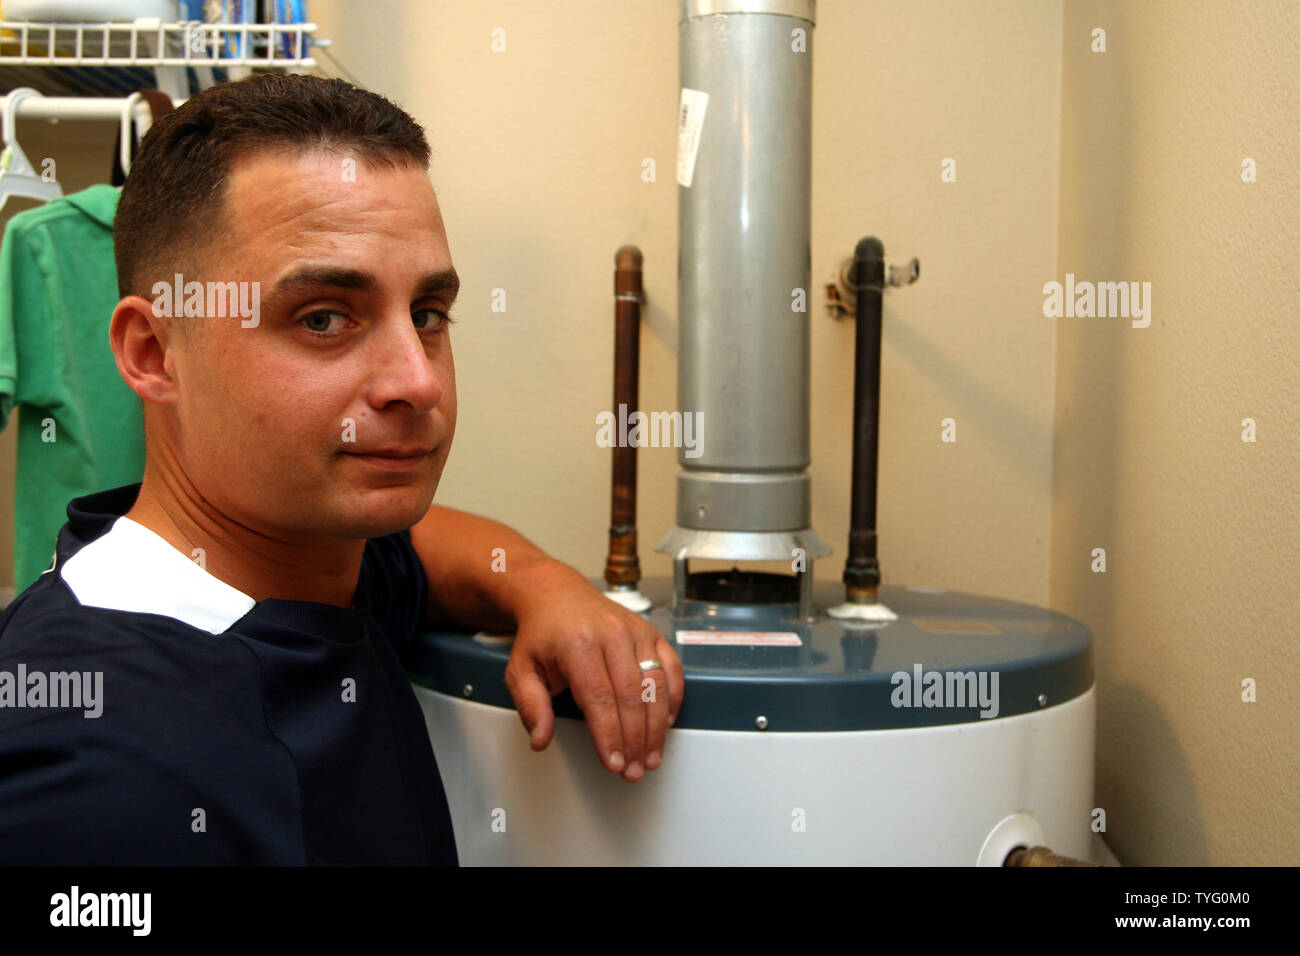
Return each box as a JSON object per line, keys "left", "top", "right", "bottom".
{"left": 60, "top": 516, "right": 256, "bottom": 635}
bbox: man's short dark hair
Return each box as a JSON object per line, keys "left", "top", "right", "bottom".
{"left": 113, "top": 73, "right": 431, "bottom": 318}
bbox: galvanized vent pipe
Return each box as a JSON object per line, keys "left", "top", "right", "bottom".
{"left": 657, "top": 0, "right": 830, "bottom": 616}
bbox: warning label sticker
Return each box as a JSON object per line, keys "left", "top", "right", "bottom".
{"left": 676, "top": 88, "right": 709, "bottom": 187}
{"left": 675, "top": 630, "right": 803, "bottom": 647}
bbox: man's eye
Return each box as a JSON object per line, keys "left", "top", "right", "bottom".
{"left": 301, "top": 311, "right": 347, "bottom": 335}
{"left": 414, "top": 309, "right": 454, "bottom": 332}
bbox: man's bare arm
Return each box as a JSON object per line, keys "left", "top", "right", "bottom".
{"left": 408, "top": 503, "right": 580, "bottom": 632}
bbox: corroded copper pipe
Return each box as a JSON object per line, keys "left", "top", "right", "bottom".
{"left": 604, "top": 246, "right": 643, "bottom": 588}
{"left": 1005, "top": 845, "right": 1101, "bottom": 867}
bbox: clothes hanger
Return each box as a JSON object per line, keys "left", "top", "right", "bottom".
{"left": 118, "top": 91, "right": 144, "bottom": 177}
{"left": 112, "top": 89, "right": 173, "bottom": 186}
{"left": 0, "top": 88, "right": 65, "bottom": 213}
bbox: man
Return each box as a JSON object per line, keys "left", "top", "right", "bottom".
{"left": 0, "top": 73, "right": 683, "bottom": 865}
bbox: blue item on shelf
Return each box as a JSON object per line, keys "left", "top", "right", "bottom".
{"left": 273, "top": 0, "right": 308, "bottom": 59}
{"left": 223, "top": 0, "right": 254, "bottom": 59}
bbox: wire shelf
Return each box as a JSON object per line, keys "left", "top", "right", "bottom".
{"left": 0, "top": 19, "right": 319, "bottom": 68}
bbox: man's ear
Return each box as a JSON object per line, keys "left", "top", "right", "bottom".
{"left": 109, "top": 294, "right": 181, "bottom": 406}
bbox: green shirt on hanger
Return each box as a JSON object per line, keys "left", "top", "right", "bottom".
{"left": 0, "top": 184, "right": 145, "bottom": 594}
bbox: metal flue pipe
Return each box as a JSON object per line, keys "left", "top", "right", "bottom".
{"left": 657, "top": 0, "right": 830, "bottom": 608}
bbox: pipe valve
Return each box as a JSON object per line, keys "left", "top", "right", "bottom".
{"left": 826, "top": 255, "right": 921, "bottom": 318}
{"left": 886, "top": 258, "right": 921, "bottom": 287}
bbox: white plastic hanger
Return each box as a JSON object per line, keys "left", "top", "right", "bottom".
{"left": 0, "top": 88, "right": 65, "bottom": 213}
{"left": 118, "top": 91, "right": 144, "bottom": 177}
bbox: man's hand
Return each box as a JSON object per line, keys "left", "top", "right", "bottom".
{"left": 502, "top": 562, "right": 684, "bottom": 782}
{"left": 409, "top": 505, "right": 684, "bottom": 782}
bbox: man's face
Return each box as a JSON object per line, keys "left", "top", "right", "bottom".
{"left": 163, "top": 150, "right": 458, "bottom": 542}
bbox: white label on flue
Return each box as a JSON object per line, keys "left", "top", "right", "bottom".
{"left": 676, "top": 630, "right": 803, "bottom": 647}
{"left": 676, "top": 88, "right": 709, "bottom": 187}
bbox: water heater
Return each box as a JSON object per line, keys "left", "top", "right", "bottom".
{"left": 408, "top": 0, "right": 1099, "bottom": 866}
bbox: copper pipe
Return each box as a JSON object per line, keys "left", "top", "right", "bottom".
{"left": 604, "top": 246, "right": 643, "bottom": 588}
{"left": 1004, "top": 845, "right": 1101, "bottom": 867}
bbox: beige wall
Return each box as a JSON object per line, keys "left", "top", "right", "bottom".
{"left": 1051, "top": 0, "right": 1300, "bottom": 865}
{"left": 306, "top": 0, "right": 1065, "bottom": 604}
{"left": 1, "top": 1, "right": 1294, "bottom": 864}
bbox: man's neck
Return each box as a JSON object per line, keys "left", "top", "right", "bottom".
{"left": 124, "top": 475, "right": 366, "bottom": 609}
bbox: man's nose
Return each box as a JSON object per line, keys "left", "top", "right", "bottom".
{"left": 367, "top": 316, "right": 446, "bottom": 413}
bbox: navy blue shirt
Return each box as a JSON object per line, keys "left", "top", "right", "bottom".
{"left": 0, "top": 482, "right": 458, "bottom": 865}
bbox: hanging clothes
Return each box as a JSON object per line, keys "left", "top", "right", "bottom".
{"left": 0, "top": 184, "right": 145, "bottom": 594}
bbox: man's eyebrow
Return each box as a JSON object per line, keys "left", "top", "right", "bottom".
{"left": 415, "top": 270, "right": 461, "bottom": 301}
{"left": 265, "top": 266, "right": 460, "bottom": 306}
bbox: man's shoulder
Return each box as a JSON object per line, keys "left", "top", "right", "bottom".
{"left": 0, "top": 574, "right": 299, "bottom": 865}
{"left": 0, "top": 571, "right": 181, "bottom": 658}
{"left": 0, "top": 572, "right": 253, "bottom": 734}
{"left": 0, "top": 575, "right": 231, "bottom": 732}
{"left": 1, "top": 573, "right": 107, "bottom": 650}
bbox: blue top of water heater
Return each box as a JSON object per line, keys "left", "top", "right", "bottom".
{"left": 406, "top": 578, "right": 1093, "bottom": 732}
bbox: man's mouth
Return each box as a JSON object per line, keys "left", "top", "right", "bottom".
{"left": 348, "top": 446, "right": 435, "bottom": 458}
{"left": 343, "top": 447, "right": 435, "bottom": 469}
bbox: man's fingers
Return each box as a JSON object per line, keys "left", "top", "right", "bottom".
{"left": 506, "top": 609, "right": 686, "bottom": 781}
{"left": 603, "top": 637, "right": 650, "bottom": 782}
{"left": 562, "top": 638, "right": 628, "bottom": 774}
{"left": 637, "top": 633, "right": 671, "bottom": 775}
{"left": 503, "top": 660, "right": 556, "bottom": 751}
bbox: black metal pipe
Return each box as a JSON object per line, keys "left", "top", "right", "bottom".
{"left": 843, "top": 237, "right": 885, "bottom": 601}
